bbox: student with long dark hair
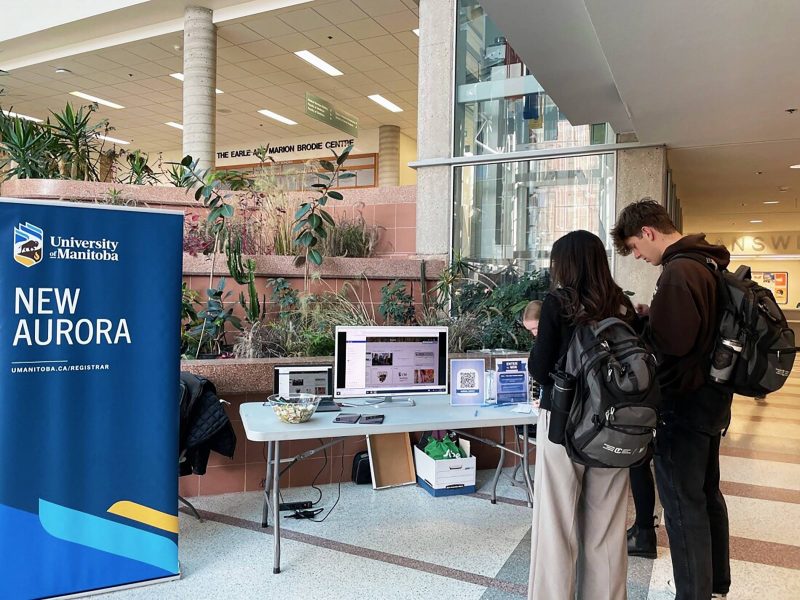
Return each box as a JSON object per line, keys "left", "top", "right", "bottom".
{"left": 528, "top": 230, "right": 635, "bottom": 600}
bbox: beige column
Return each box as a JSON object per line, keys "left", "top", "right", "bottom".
{"left": 378, "top": 125, "right": 400, "bottom": 186}
{"left": 613, "top": 146, "right": 668, "bottom": 302}
{"left": 415, "top": 0, "right": 457, "bottom": 260}
{"left": 182, "top": 6, "right": 216, "bottom": 170}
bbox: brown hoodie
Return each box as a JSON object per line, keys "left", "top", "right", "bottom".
{"left": 645, "top": 234, "right": 732, "bottom": 430}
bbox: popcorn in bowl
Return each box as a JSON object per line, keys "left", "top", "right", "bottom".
{"left": 267, "top": 393, "right": 321, "bottom": 424}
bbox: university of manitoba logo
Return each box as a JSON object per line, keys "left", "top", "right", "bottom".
{"left": 14, "top": 222, "right": 44, "bottom": 267}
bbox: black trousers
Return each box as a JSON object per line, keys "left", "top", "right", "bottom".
{"left": 654, "top": 421, "right": 730, "bottom": 599}
{"left": 630, "top": 458, "right": 656, "bottom": 528}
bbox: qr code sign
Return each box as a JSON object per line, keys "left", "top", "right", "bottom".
{"left": 457, "top": 369, "right": 478, "bottom": 390}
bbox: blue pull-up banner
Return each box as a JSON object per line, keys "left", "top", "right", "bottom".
{"left": 0, "top": 198, "right": 183, "bottom": 598}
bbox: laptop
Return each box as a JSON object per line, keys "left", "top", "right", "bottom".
{"left": 272, "top": 365, "right": 339, "bottom": 412}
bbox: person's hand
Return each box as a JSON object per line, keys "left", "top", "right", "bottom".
{"left": 635, "top": 303, "right": 650, "bottom": 317}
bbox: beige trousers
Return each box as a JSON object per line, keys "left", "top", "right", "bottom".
{"left": 528, "top": 410, "right": 630, "bottom": 600}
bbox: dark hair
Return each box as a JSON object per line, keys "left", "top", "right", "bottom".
{"left": 549, "top": 230, "right": 634, "bottom": 325}
{"left": 611, "top": 197, "right": 677, "bottom": 256}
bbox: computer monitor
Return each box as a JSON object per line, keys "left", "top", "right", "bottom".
{"left": 272, "top": 364, "right": 333, "bottom": 397}
{"left": 333, "top": 326, "right": 449, "bottom": 400}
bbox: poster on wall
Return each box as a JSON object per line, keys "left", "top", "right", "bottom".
{"left": 752, "top": 271, "right": 788, "bottom": 305}
{"left": 0, "top": 198, "right": 183, "bottom": 598}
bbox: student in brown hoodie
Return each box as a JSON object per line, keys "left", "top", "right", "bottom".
{"left": 612, "top": 199, "right": 731, "bottom": 600}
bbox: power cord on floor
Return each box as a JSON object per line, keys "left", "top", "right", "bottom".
{"left": 261, "top": 440, "right": 346, "bottom": 522}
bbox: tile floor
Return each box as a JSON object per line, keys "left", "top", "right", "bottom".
{"left": 98, "top": 374, "right": 800, "bottom": 600}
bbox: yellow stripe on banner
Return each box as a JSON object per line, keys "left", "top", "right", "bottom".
{"left": 107, "top": 501, "right": 179, "bottom": 534}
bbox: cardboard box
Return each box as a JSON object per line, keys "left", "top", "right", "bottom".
{"left": 413, "top": 440, "right": 476, "bottom": 496}
{"left": 366, "top": 432, "right": 416, "bottom": 490}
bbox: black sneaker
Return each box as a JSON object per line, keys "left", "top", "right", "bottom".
{"left": 627, "top": 524, "right": 657, "bottom": 559}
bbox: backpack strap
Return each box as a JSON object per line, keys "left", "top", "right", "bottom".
{"left": 592, "top": 317, "right": 636, "bottom": 337}
{"left": 670, "top": 252, "right": 720, "bottom": 271}
{"left": 670, "top": 252, "right": 736, "bottom": 310}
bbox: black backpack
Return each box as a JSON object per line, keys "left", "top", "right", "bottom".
{"left": 561, "top": 318, "right": 660, "bottom": 468}
{"left": 674, "top": 254, "right": 797, "bottom": 396}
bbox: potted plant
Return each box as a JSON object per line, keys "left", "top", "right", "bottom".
{"left": 183, "top": 278, "right": 242, "bottom": 359}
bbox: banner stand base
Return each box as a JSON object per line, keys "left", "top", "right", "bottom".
{"left": 51, "top": 572, "right": 181, "bottom": 600}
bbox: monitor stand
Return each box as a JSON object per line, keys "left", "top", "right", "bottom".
{"left": 375, "top": 396, "right": 415, "bottom": 407}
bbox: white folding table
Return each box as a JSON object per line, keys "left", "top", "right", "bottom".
{"left": 240, "top": 396, "right": 537, "bottom": 574}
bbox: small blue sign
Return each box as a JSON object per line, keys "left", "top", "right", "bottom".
{"left": 495, "top": 358, "right": 529, "bottom": 404}
{"left": 450, "top": 358, "right": 485, "bottom": 405}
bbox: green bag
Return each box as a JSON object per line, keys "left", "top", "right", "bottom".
{"left": 423, "top": 435, "right": 466, "bottom": 460}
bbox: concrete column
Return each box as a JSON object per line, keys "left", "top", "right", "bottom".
{"left": 378, "top": 125, "right": 400, "bottom": 186}
{"left": 613, "top": 146, "right": 668, "bottom": 303}
{"left": 415, "top": 0, "right": 457, "bottom": 259}
{"left": 182, "top": 6, "right": 216, "bottom": 170}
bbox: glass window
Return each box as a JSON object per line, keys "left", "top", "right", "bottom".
{"left": 453, "top": 153, "right": 616, "bottom": 272}
{"left": 454, "top": 0, "right": 613, "bottom": 157}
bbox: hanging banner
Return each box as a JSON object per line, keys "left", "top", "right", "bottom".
{"left": 305, "top": 92, "right": 359, "bottom": 138}
{"left": 0, "top": 198, "right": 183, "bottom": 598}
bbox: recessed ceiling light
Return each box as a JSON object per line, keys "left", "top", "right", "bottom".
{"left": 257, "top": 109, "right": 297, "bottom": 126}
{"left": 755, "top": 171, "right": 763, "bottom": 175}
{"left": 294, "top": 51, "right": 343, "bottom": 77}
{"left": 98, "top": 134, "right": 129, "bottom": 145}
{"left": 169, "top": 73, "right": 223, "bottom": 94}
{"left": 70, "top": 91, "right": 124, "bottom": 109}
{"left": 412, "top": 29, "right": 420, "bottom": 36}
{"left": 1, "top": 109, "right": 42, "bottom": 122}
{"left": 368, "top": 94, "right": 403, "bottom": 113}
{"left": 749, "top": 219, "right": 763, "bottom": 223}
{"left": 165, "top": 121, "right": 183, "bottom": 130}
{"left": 763, "top": 200, "right": 780, "bottom": 204}
{"left": 791, "top": 164, "right": 800, "bottom": 169}
{"left": 55, "top": 68, "right": 72, "bottom": 74}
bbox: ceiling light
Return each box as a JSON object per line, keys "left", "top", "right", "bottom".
{"left": 165, "top": 121, "right": 183, "bottom": 130}
{"left": 70, "top": 91, "right": 124, "bottom": 109}
{"left": 294, "top": 50, "right": 343, "bottom": 77}
{"left": 55, "top": 68, "right": 72, "bottom": 74}
{"left": 98, "top": 134, "right": 129, "bottom": 145}
{"left": 169, "top": 73, "right": 223, "bottom": 94}
{"left": 368, "top": 94, "right": 403, "bottom": 113}
{"left": 412, "top": 29, "right": 420, "bottom": 36}
{"left": 791, "top": 164, "right": 800, "bottom": 169}
{"left": 763, "top": 201, "right": 780, "bottom": 204}
{"left": 257, "top": 109, "right": 297, "bottom": 125}
{"left": 749, "top": 219, "right": 763, "bottom": 224}
{"left": 1, "top": 109, "right": 42, "bottom": 122}
{"left": 755, "top": 171, "right": 763, "bottom": 175}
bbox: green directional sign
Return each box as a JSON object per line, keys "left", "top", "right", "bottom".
{"left": 305, "top": 93, "right": 359, "bottom": 138}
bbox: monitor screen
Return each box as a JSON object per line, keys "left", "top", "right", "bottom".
{"left": 273, "top": 365, "right": 333, "bottom": 396}
{"left": 333, "top": 326, "right": 449, "bottom": 399}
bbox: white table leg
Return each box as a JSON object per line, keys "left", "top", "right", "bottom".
{"left": 489, "top": 426, "right": 506, "bottom": 504}
{"left": 272, "top": 440, "right": 281, "bottom": 574}
{"left": 261, "top": 441, "right": 273, "bottom": 528}
{"left": 521, "top": 424, "right": 534, "bottom": 507}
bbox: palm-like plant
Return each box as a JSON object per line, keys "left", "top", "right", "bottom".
{"left": 48, "top": 102, "right": 109, "bottom": 180}
{"left": 0, "top": 111, "right": 60, "bottom": 179}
